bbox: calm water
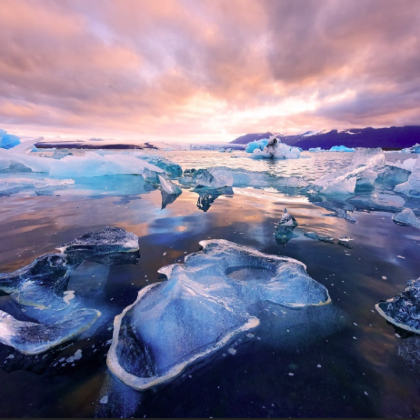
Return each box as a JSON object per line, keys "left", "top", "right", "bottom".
{"left": 0, "top": 151, "right": 420, "bottom": 417}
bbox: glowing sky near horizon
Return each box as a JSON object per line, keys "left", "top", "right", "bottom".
{"left": 1, "top": 0, "right": 420, "bottom": 143}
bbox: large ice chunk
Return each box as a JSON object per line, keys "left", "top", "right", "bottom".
{"left": 58, "top": 226, "right": 139, "bottom": 264}
{"left": 250, "top": 137, "right": 301, "bottom": 160}
{"left": 136, "top": 155, "right": 182, "bottom": 178}
{"left": 309, "top": 147, "right": 322, "bottom": 152}
{"left": 0, "top": 309, "right": 100, "bottom": 355}
{"left": 392, "top": 208, "right": 420, "bottom": 228}
{"left": 312, "top": 148, "right": 387, "bottom": 195}
{"left": 395, "top": 157, "right": 420, "bottom": 197}
{"left": 0, "top": 130, "right": 20, "bottom": 150}
{"left": 158, "top": 175, "right": 182, "bottom": 196}
{"left": 179, "top": 168, "right": 233, "bottom": 189}
{"left": 107, "top": 240, "right": 330, "bottom": 390}
{"left": 275, "top": 209, "right": 298, "bottom": 245}
{"left": 376, "top": 278, "right": 420, "bottom": 334}
{"left": 245, "top": 139, "right": 268, "bottom": 153}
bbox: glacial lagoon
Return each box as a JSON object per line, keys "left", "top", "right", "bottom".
{"left": 1, "top": 149, "right": 420, "bottom": 417}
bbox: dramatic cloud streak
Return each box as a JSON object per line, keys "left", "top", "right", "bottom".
{"left": 0, "top": 0, "right": 419, "bottom": 142}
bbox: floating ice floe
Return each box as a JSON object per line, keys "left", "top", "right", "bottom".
{"left": 179, "top": 168, "right": 233, "bottom": 189}
{"left": 275, "top": 208, "right": 298, "bottom": 245}
{"left": 0, "top": 309, "right": 100, "bottom": 355}
{"left": 329, "top": 145, "right": 355, "bottom": 152}
{"left": 376, "top": 278, "right": 420, "bottom": 334}
{"left": 392, "top": 208, "right": 420, "bottom": 228}
{"left": 0, "top": 227, "right": 140, "bottom": 354}
{"left": 304, "top": 232, "right": 334, "bottom": 243}
{"left": 394, "top": 157, "right": 420, "bottom": 197}
{"left": 107, "top": 239, "right": 330, "bottom": 391}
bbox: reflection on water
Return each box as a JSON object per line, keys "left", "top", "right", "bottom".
{"left": 0, "top": 151, "right": 420, "bottom": 417}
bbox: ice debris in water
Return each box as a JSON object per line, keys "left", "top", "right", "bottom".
{"left": 309, "top": 147, "right": 322, "bottom": 152}
{"left": 0, "top": 309, "right": 100, "bottom": 355}
{"left": 395, "top": 157, "right": 420, "bottom": 197}
{"left": 135, "top": 154, "right": 182, "bottom": 178}
{"left": 376, "top": 277, "right": 420, "bottom": 334}
{"left": 304, "top": 232, "right": 334, "bottom": 243}
{"left": 392, "top": 208, "right": 420, "bottom": 229}
{"left": 338, "top": 237, "right": 353, "bottom": 248}
{"left": 58, "top": 226, "right": 139, "bottom": 261}
{"left": 279, "top": 208, "right": 298, "bottom": 227}
{"left": 107, "top": 239, "right": 330, "bottom": 391}
{"left": 0, "top": 227, "right": 139, "bottom": 354}
{"left": 275, "top": 208, "right": 298, "bottom": 246}
{"left": 158, "top": 175, "right": 182, "bottom": 196}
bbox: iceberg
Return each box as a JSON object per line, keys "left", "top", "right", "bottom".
{"left": 245, "top": 139, "right": 268, "bottom": 153}
{"left": 312, "top": 148, "right": 389, "bottom": 195}
{"left": 107, "top": 239, "right": 330, "bottom": 391}
{"left": 179, "top": 168, "right": 233, "bottom": 189}
{"left": 158, "top": 175, "right": 182, "bottom": 196}
{"left": 250, "top": 137, "right": 301, "bottom": 160}
{"left": 0, "top": 130, "right": 20, "bottom": 150}
{"left": 309, "top": 147, "right": 322, "bottom": 152}
{"left": 395, "top": 157, "right": 420, "bottom": 197}
{"left": 376, "top": 278, "right": 420, "bottom": 334}
{"left": 392, "top": 208, "right": 420, "bottom": 228}
{"left": 329, "top": 145, "right": 355, "bottom": 152}
{"left": 218, "top": 148, "right": 225, "bottom": 153}
{"left": 135, "top": 155, "right": 182, "bottom": 178}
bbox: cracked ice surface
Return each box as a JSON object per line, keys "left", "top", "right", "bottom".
{"left": 107, "top": 239, "right": 330, "bottom": 390}
{"left": 376, "top": 278, "right": 420, "bottom": 334}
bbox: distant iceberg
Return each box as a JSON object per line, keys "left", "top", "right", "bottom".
{"left": 249, "top": 137, "right": 301, "bottom": 160}
{"left": 245, "top": 139, "right": 269, "bottom": 153}
{"left": 0, "top": 129, "right": 20, "bottom": 150}
{"left": 107, "top": 239, "right": 330, "bottom": 391}
{"left": 309, "top": 147, "right": 322, "bottom": 152}
{"left": 329, "top": 145, "right": 355, "bottom": 152}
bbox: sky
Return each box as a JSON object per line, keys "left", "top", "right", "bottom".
{"left": 1, "top": 0, "right": 420, "bottom": 143}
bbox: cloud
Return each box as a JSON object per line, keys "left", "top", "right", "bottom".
{"left": 0, "top": 0, "right": 419, "bottom": 141}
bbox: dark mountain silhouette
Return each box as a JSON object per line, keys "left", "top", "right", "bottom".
{"left": 230, "top": 126, "right": 420, "bottom": 150}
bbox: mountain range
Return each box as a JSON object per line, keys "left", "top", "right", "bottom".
{"left": 230, "top": 126, "right": 420, "bottom": 150}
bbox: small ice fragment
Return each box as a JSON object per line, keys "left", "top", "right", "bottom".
{"left": 246, "top": 333, "right": 254, "bottom": 338}
{"left": 382, "top": 276, "right": 387, "bottom": 280}
{"left": 397, "top": 255, "right": 405, "bottom": 259}
{"left": 99, "top": 395, "right": 108, "bottom": 405}
{"left": 317, "top": 364, "right": 321, "bottom": 368}
{"left": 288, "top": 373, "right": 294, "bottom": 376}
{"left": 228, "top": 347, "right": 237, "bottom": 356}
{"left": 395, "top": 333, "right": 401, "bottom": 338}
{"left": 353, "top": 337, "right": 357, "bottom": 340}
{"left": 163, "top": 252, "right": 167, "bottom": 256}
{"left": 364, "top": 391, "right": 369, "bottom": 396}
{"left": 6, "top": 354, "right": 15, "bottom": 359}
{"left": 353, "top": 323, "right": 358, "bottom": 326}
